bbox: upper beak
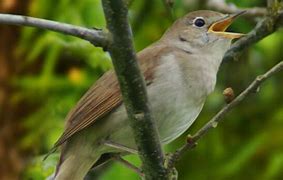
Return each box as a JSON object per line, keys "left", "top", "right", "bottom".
{"left": 208, "top": 11, "right": 246, "bottom": 39}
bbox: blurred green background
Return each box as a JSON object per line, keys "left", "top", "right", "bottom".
{"left": 0, "top": 0, "right": 282, "bottom": 179}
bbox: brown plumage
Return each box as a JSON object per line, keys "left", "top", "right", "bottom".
{"left": 52, "top": 44, "right": 171, "bottom": 149}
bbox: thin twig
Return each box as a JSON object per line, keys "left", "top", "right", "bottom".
{"left": 104, "top": 141, "right": 139, "bottom": 154}
{"left": 207, "top": 0, "right": 267, "bottom": 17}
{"left": 166, "top": 61, "right": 283, "bottom": 169}
{"left": 0, "top": 13, "right": 109, "bottom": 49}
{"left": 113, "top": 156, "right": 144, "bottom": 176}
{"left": 223, "top": 0, "right": 282, "bottom": 61}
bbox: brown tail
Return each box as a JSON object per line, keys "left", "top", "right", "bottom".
{"left": 54, "top": 141, "right": 101, "bottom": 180}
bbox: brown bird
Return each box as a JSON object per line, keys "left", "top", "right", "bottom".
{"left": 50, "top": 10, "right": 245, "bottom": 180}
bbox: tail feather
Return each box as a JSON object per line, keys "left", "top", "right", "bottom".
{"left": 55, "top": 152, "right": 100, "bottom": 180}
{"left": 54, "top": 140, "right": 101, "bottom": 180}
{"left": 54, "top": 144, "right": 67, "bottom": 177}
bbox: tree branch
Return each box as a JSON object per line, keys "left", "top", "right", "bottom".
{"left": 113, "top": 156, "right": 144, "bottom": 176}
{"left": 223, "top": 0, "right": 282, "bottom": 61}
{"left": 166, "top": 60, "right": 283, "bottom": 169}
{"left": 0, "top": 13, "right": 109, "bottom": 49}
{"left": 207, "top": 0, "right": 267, "bottom": 17}
{"left": 101, "top": 0, "right": 169, "bottom": 179}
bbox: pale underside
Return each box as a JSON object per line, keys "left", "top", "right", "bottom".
{"left": 53, "top": 43, "right": 211, "bottom": 150}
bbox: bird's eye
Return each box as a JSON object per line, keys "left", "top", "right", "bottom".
{"left": 193, "top": 17, "right": 205, "bottom": 27}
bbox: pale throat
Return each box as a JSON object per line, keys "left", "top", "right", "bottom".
{"left": 172, "top": 38, "right": 232, "bottom": 96}
{"left": 169, "top": 33, "right": 232, "bottom": 73}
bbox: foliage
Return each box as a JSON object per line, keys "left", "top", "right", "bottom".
{"left": 11, "top": 0, "right": 283, "bottom": 179}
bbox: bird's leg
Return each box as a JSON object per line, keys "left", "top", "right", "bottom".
{"left": 112, "top": 155, "right": 144, "bottom": 177}
{"left": 104, "top": 141, "right": 138, "bottom": 154}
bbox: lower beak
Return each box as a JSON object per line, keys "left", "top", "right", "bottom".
{"left": 208, "top": 11, "right": 246, "bottom": 39}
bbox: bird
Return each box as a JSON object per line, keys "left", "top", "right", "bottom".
{"left": 50, "top": 10, "right": 245, "bottom": 180}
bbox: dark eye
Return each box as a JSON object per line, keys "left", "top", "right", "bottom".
{"left": 193, "top": 17, "right": 205, "bottom": 27}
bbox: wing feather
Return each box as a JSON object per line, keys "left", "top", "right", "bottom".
{"left": 53, "top": 44, "right": 168, "bottom": 148}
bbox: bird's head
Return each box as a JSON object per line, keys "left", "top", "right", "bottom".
{"left": 162, "top": 10, "right": 245, "bottom": 53}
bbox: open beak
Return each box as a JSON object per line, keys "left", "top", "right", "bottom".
{"left": 208, "top": 11, "right": 246, "bottom": 39}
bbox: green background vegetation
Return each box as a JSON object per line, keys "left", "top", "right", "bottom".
{"left": 0, "top": 0, "right": 282, "bottom": 179}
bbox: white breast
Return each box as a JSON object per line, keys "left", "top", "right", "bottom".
{"left": 106, "top": 51, "right": 219, "bottom": 148}
{"left": 147, "top": 54, "right": 207, "bottom": 144}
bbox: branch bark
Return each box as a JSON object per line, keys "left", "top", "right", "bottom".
{"left": 101, "top": 0, "right": 169, "bottom": 179}
{"left": 166, "top": 60, "right": 283, "bottom": 169}
{"left": 0, "top": 13, "right": 109, "bottom": 49}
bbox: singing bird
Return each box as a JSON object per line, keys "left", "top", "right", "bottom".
{"left": 50, "top": 10, "right": 245, "bottom": 179}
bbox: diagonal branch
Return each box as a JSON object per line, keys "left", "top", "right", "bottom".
{"left": 113, "top": 155, "right": 144, "bottom": 176}
{"left": 166, "top": 60, "right": 283, "bottom": 169}
{"left": 0, "top": 13, "right": 109, "bottom": 49}
{"left": 207, "top": 0, "right": 267, "bottom": 17}
{"left": 223, "top": 0, "right": 282, "bottom": 61}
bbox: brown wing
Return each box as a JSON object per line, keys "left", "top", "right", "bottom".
{"left": 53, "top": 70, "right": 122, "bottom": 148}
{"left": 53, "top": 44, "right": 167, "bottom": 148}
